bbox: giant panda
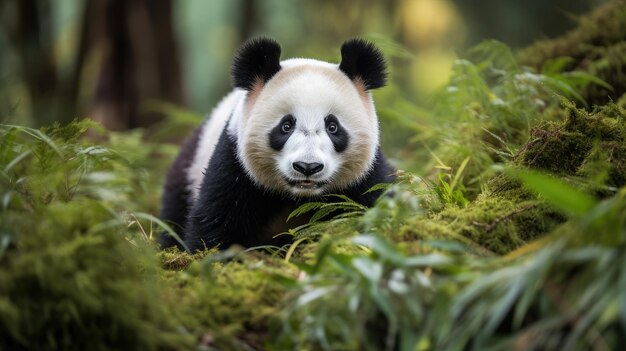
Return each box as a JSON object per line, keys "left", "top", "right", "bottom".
{"left": 159, "top": 37, "right": 395, "bottom": 252}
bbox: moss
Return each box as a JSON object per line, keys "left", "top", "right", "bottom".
{"left": 462, "top": 104, "right": 624, "bottom": 253}
{"left": 158, "top": 247, "right": 215, "bottom": 271}
{"left": 396, "top": 217, "right": 492, "bottom": 255}
{"left": 517, "top": 104, "right": 626, "bottom": 185}
{"left": 160, "top": 257, "right": 293, "bottom": 350}
{"left": 517, "top": 122, "right": 593, "bottom": 173}
{"left": 519, "top": 1, "right": 626, "bottom": 106}
{"left": 390, "top": 176, "right": 562, "bottom": 255}
{"left": 439, "top": 196, "right": 564, "bottom": 254}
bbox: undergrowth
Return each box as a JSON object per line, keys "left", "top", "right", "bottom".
{"left": 1, "top": 3, "right": 626, "bottom": 350}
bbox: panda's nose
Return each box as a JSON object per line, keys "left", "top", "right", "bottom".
{"left": 292, "top": 162, "right": 324, "bottom": 176}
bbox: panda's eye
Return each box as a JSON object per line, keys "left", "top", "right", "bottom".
{"left": 281, "top": 121, "right": 293, "bottom": 134}
{"left": 327, "top": 122, "right": 338, "bottom": 134}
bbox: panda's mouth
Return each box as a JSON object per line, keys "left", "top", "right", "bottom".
{"left": 286, "top": 178, "right": 327, "bottom": 190}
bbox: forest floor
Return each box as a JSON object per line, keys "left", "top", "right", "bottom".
{"left": 1, "top": 1, "right": 625, "bottom": 350}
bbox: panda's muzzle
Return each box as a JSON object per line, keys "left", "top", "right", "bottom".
{"left": 288, "top": 162, "right": 327, "bottom": 189}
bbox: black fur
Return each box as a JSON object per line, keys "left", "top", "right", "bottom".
{"left": 324, "top": 114, "right": 349, "bottom": 152}
{"left": 184, "top": 127, "right": 294, "bottom": 251}
{"left": 178, "top": 128, "right": 395, "bottom": 252}
{"left": 339, "top": 38, "right": 387, "bottom": 90}
{"left": 232, "top": 37, "right": 282, "bottom": 91}
{"left": 269, "top": 114, "right": 295, "bottom": 151}
{"left": 159, "top": 124, "right": 204, "bottom": 249}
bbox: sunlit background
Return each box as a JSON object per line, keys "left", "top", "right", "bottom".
{"left": 0, "top": 0, "right": 608, "bottom": 130}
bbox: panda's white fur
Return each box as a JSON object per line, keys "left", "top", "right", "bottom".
{"left": 187, "top": 89, "right": 245, "bottom": 200}
{"left": 187, "top": 59, "right": 379, "bottom": 200}
{"left": 160, "top": 38, "right": 394, "bottom": 251}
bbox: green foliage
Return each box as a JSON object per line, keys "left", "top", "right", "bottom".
{"left": 432, "top": 157, "right": 470, "bottom": 208}
{"left": 274, "top": 187, "right": 626, "bottom": 351}
{"left": 399, "top": 39, "right": 608, "bottom": 200}
{"left": 0, "top": 121, "right": 191, "bottom": 350}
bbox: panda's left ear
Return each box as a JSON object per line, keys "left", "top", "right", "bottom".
{"left": 232, "top": 37, "right": 282, "bottom": 91}
{"left": 339, "top": 38, "right": 387, "bottom": 90}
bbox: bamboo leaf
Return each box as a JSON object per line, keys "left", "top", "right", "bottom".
{"left": 510, "top": 169, "right": 597, "bottom": 217}
{"left": 288, "top": 202, "right": 324, "bottom": 221}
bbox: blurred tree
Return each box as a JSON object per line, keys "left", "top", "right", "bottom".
{"left": 240, "top": 0, "right": 259, "bottom": 43}
{"left": 88, "top": 0, "right": 183, "bottom": 130}
{"left": 453, "top": 0, "right": 608, "bottom": 48}
{"left": 0, "top": 0, "right": 64, "bottom": 126}
{"left": 0, "top": 0, "right": 183, "bottom": 130}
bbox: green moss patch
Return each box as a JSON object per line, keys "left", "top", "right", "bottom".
{"left": 160, "top": 256, "right": 293, "bottom": 349}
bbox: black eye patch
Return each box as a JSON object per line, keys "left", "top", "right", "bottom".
{"left": 325, "top": 114, "right": 349, "bottom": 152}
{"left": 269, "top": 114, "right": 296, "bottom": 151}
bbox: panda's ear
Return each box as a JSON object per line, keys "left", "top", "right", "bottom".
{"left": 339, "top": 38, "right": 387, "bottom": 90}
{"left": 232, "top": 37, "right": 282, "bottom": 91}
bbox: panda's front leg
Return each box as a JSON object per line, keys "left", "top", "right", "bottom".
{"left": 183, "top": 129, "right": 282, "bottom": 252}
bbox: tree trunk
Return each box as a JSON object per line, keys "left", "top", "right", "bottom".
{"left": 0, "top": 0, "right": 184, "bottom": 130}
{"left": 88, "top": 0, "right": 183, "bottom": 130}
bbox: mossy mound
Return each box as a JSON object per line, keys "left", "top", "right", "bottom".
{"left": 159, "top": 256, "right": 293, "bottom": 349}
{"left": 474, "top": 104, "right": 625, "bottom": 250}
{"left": 517, "top": 103, "right": 626, "bottom": 189}
{"left": 391, "top": 182, "right": 562, "bottom": 255}
{"left": 437, "top": 196, "right": 563, "bottom": 254}
{"left": 519, "top": 1, "right": 626, "bottom": 106}
{"left": 397, "top": 103, "right": 626, "bottom": 254}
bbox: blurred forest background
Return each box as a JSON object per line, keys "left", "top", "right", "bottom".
{"left": 0, "top": 0, "right": 609, "bottom": 132}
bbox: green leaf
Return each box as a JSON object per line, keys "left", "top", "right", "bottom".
{"left": 310, "top": 206, "right": 338, "bottom": 223}
{"left": 540, "top": 76, "right": 588, "bottom": 106}
{"left": 287, "top": 202, "right": 324, "bottom": 221}
{"left": 404, "top": 253, "right": 452, "bottom": 267}
{"left": 352, "top": 257, "right": 383, "bottom": 282}
{"left": 563, "top": 71, "right": 613, "bottom": 91}
{"left": 352, "top": 235, "right": 405, "bottom": 266}
{"left": 284, "top": 237, "right": 309, "bottom": 263}
{"left": 541, "top": 56, "right": 574, "bottom": 75}
{"left": 132, "top": 212, "right": 190, "bottom": 252}
{"left": 4, "top": 150, "right": 31, "bottom": 173}
{"left": 449, "top": 157, "right": 470, "bottom": 192}
{"left": 510, "top": 169, "right": 597, "bottom": 217}
{"left": 363, "top": 182, "right": 392, "bottom": 195}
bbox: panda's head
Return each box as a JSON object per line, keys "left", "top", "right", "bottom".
{"left": 229, "top": 38, "right": 387, "bottom": 197}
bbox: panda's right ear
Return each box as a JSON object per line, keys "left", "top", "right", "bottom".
{"left": 339, "top": 38, "right": 387, "bottom": 90}
{"left": 232, "top": 37, "right": 282, "bottom": 91}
